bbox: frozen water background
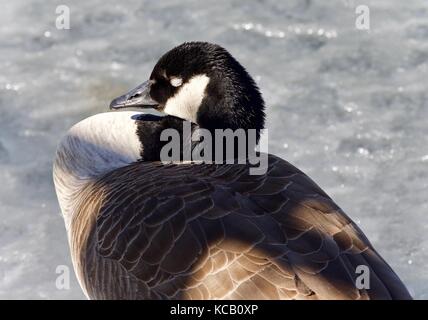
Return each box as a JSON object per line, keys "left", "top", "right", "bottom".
{"left": 0, "top": 0, "right": 427, "bottom": 299}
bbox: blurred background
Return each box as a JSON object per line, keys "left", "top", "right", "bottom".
{"left": 0, "top": 0, "right": 427, "bottom": 299}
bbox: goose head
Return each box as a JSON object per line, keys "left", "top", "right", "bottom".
{"left": 110, "top": 42, "right": 265, "bottom": 140}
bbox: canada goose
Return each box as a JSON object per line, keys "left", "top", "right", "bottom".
{"left": 53, "top": 42, "right": 411, "bottom": 300}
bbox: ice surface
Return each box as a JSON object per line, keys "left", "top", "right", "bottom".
{"left": 0, "top": 0, "right": 427, "bottom": 299}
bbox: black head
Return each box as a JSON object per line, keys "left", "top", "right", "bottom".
{"left": 110, "top": 42, "right": 265, "bottom": 136}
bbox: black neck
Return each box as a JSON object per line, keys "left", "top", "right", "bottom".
{"left": 135, "top": 114, "right": 261, "bottom": 163}
{"left": 196, "top": 67, "right": 266, "bottom": 144}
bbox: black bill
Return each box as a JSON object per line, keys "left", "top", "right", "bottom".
{"left": 109, "top": 80, "right": 158, "bottom": 110}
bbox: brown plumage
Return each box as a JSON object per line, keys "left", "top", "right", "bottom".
{"left": 67, "top": 154, "right": 411, "bottom": 300}
{"left": 54, "top": 42, "right": 411, "bottom": 300}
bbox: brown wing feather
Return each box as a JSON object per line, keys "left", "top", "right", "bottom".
{"left": 70, "top": 154, "right": 411, "bottom": 300}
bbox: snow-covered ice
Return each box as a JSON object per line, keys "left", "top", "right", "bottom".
{"left": 0, "top": 0, "right": 427, "bottom": 299}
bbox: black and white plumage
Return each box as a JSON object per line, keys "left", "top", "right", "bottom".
{"left": 53, "top": 42, "right": 411, "bottom": 300}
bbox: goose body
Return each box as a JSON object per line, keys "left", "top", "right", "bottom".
{"left": 53, "top": 42, "right": 411, "bottom": 299}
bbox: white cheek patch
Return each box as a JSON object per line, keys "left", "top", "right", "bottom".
{"left": 164, "top": 74, "right": 210, "bottom": 123}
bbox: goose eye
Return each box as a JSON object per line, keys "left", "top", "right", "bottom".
{"left": 170, "top": 77, "right": 183, "bottom": 87}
